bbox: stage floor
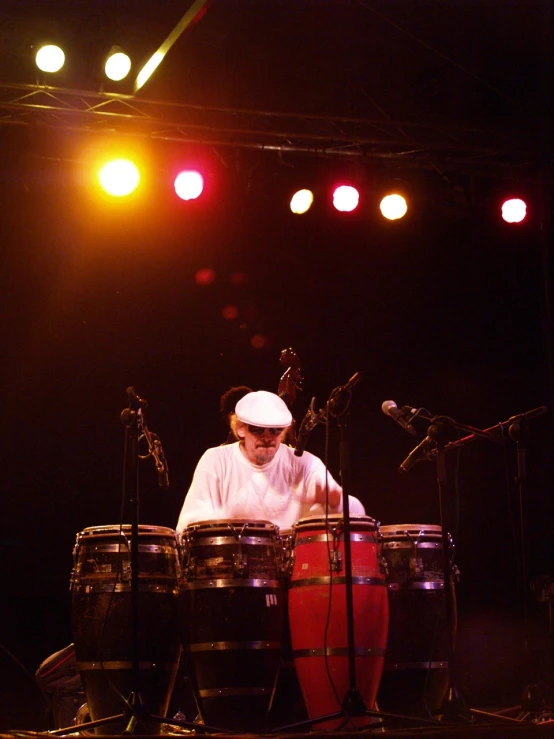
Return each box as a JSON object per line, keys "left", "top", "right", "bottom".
{"left": 1, "top": 699, "right": 554, "bottom": 739}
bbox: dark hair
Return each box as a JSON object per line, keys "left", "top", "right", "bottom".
{"left": 219, "top": 385, "right": 253, "bottom": 422}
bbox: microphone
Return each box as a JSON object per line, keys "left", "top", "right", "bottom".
{"left": 343, "top": 371, "right": 362, "bottom": 392}
{"left": 381, "top": 400, "right": 417, "bottom": 436}
{"left": 294, "top": 398, "right": 317, "bottom": 457}
{"left": 153, "top": 436, "right": 169, "bottom": 489}
{"left": 398, "top": 436, "right": 434, "bottom": 473}
{"left": 328, "top": 371, "right": 363, "bottom": 416}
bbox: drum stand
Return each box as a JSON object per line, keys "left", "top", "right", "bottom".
{"left": 54, "top": 388, "right": 230, "bottom": 737}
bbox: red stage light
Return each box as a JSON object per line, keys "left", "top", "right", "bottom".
{"left": 332, "top": 185, "right": 359, "bottom": 213}
{"left": 174, "top": 170, "right": 204, "bottom": 201}
{"left": 501, "top": 198, "right": 527, "bottom": 224}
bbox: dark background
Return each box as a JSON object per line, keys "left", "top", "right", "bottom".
{"left": 0, "top": 0, "right": 552, "bottom": 726}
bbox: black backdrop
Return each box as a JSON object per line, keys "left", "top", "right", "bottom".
{"left": 0, "top": 145, "right": 552, "bottom": 721}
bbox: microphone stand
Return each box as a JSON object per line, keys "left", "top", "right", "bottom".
{"left": 276, "top": 374, "right": 433, "bottom": 731}
{"left": 120, "top": 388, "right": 150, "bottom": 733}
{"left": 398, "top": 404, "right": 549, "bottom": 725}
{"left": 326, "top": 379, "right": 368, "bottom": 722}
{"left": 272, "top": 375, "right": 370, "bottom": 730}
{"left": 68, "top": 388, "right": 226, "bottom": 736}
{"left": 425, "top": 416, "right": 467, "bottom": 721}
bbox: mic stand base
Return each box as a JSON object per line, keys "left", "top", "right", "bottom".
{"left": 436, "top": 686, "right": 473, "bottom": 724}
{"left": 469, "top": 684, "right": 554, "bottom": 724}
{"left": 50, "top": 708, "right": 234, "bottom": 736}
{"left": 341, "top": 687, "right": 369, "bottom": 717}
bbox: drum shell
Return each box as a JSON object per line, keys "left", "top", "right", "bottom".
{"left": 288, "top": 516, "right": 388, "bottom": 729}
{"left": 70, "top": 525, "right": 181, "bottom": 734}
{"left": 378, "top": 524, "right": 457, "bottom": 715}
{"left": 178, "top": 520, "right": 285, "bottom": 732}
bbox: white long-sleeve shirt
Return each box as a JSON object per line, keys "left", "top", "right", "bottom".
{"left": 176, "top": 441, "right": 365, "bottom": 532}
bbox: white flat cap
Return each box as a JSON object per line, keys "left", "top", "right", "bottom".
{"left": 235, "top": 390, "right": 292, "bottom": 428}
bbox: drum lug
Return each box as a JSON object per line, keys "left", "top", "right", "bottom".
{"left": 183, "top": 555, "right": 197, "bottom": 580}
{"left": 409, "top": 557, "right": 424, "bottom": 578}
{"left": 121, "top": 560, "right": 132, "bottom": 583}
{"left": 329, "top": 549, "right": 342, "bottom": 573}
{"left": 282, "top": 548, "right": 294, "bottom": 577}
{"left": 378, "top": 556, "right": 388, "bottom": 576}
{"left": 232, "top": 553, "right": 248, "bottom": 576}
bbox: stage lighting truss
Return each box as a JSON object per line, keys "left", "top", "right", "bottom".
{"left": 0, "top": 81, "right": 544, "bottom": 180}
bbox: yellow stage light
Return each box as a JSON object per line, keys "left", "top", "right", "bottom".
{"left": 105, "top": 50, "right": 132, "bottom": 82}
{"left": 35, "top": 44, "right": 65, "bottom": 73}
{"left": 98, "top": 159, "right": 140, "bottom": 197}
{"left": 380, "top": 193, "right": 408, "bottom": 220}
{"left": 290, "top": 189, "right": 314, "bottom": 215}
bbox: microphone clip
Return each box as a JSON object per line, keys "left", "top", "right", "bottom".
{"left": 294, "top": 397, "right": 325, "bottom": 457}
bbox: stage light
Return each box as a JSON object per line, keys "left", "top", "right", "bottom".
{"left": 174, "top": 170, "right": 204, "bottom": 201}
{"left": 332, "top": 185, "right": 359, "bottom": 213}
{"left": 104, "top": 49, "right": 132, "bottom": 82}
{"left": 97, "top": 159, "right": 140, "bottom": 197}
{"left": 35, "top": 44, "right": 65, "bottom": 73}
{"left": 380, "top": 193, "right": 408, "bottom": 221}
{"left": 290, "top": 189, "right": 314, "bottom": 215}
{"left": 501, "top": 198, "right": 527, "bottom": 224}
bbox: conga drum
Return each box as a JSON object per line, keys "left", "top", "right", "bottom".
{"left": 377, "top": 523, "right": 457, "bottom": 715}
{"left": 70, "top": 525, "right": 181, "bottom": 734}
{"left": 178, "top": 520, "right": 285, "bottom": 731}
{"left": 288, "top": 515, "right": 388, "bottom": 729}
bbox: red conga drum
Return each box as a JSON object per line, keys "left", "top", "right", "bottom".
{"left": 287, "top": 515, "right": 388, "bottom": 729}
{"left": 377, "top": 523, "right": 458, "bottom": 715}
{"left": 70, "top": 524, "right": 182, "bottom": 734}
{"left": 178, "top": 520, "right": 285, "bottom": 732}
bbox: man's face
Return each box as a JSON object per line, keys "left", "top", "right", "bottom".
{"left": 240, "top": 424, "right": 286, "bottom": 465}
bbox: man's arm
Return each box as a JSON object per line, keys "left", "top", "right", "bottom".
{"left": 176, "top": 450, "right": 222, "bottom": 532}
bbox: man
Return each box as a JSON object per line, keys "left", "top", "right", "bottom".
{"left": 176, "top": 390, "right": 365, "bottom": 532}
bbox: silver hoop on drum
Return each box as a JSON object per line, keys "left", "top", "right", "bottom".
{"left": 178, "top": 519, "right": 286, "bottom": 732}
{"left": 377, "top": 523, "right": 458, "bottom": 715}
{"left": 70, "top": 524, "right": 182, "bottom": 735}
{"left": 287, "top": 515, "right": 389, "bottom": 729}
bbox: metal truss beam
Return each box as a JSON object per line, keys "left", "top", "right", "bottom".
{"left": 0, "top": 82, "right": 545, "bottom": 177}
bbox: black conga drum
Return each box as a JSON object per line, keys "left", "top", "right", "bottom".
{"left": 178, "top": 519, "right": 285, "bottom": 731}
{"left": 377, "top": 523, "right": 457, "bottom": 715}
{"left": 70, "top": 524, "right": 181, "bottom": 734}
{"left": 288, "top": 515, "right": 389, "bottom": 729}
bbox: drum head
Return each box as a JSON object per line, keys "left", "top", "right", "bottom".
{"left": 78, "top": 524, "right": 177, "bottom": 539}
{"left": 380, "top": 523, "right": 442, "bottom": 540}
{"left": 294, "top": 514, "right": 377, "bottom": 532}
{"left": 184, "top": 519, "right": 278, "bottom": 534}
